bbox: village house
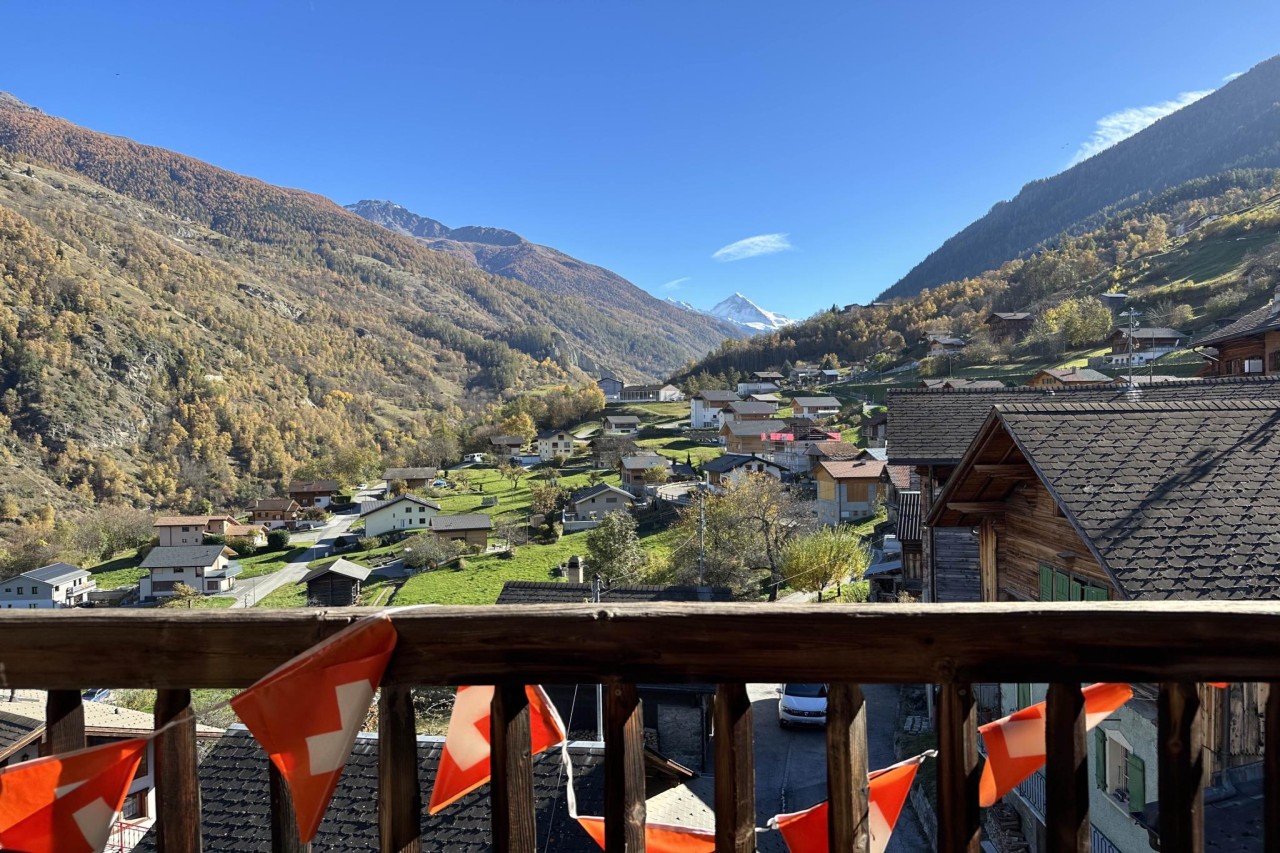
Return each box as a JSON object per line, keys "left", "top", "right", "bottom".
{"left": 605, "top": 415, "right": 641, "bottom": 435}
{"left": 927, "top": 337, "right": 967, "bottom": 357}
{"left": 927, "top": 397, "right": 1278, "bottom": 853}
{"left": 717, "top": 399, "right": 779, "bottom": 427}
{"left": 689, "top": 389, "right": 740, "bottom": 429}
{"left": 562, "top": 483, "right": 636, "bottom": 531}
{"left": 919, "top": 378, "right": 1006, "bottom": 390}
{"left": 749, "top": 392, "right": 783, "bottom": 404}
{"left": 1192, "top": 288, "right": 1280, "bottom": 376}
{"left": 718, "top": 418, "right": 789, "bottom": 455}
{"left": 153, "top": 515, "right": 219, "bottom": 547}
{"left": 1104, "top": 326, "right": 1187, "bottom": 367}
{"left": 249, "top": 498, "right": 300, "bottom": 530}
{"left": 428, "top": 513, "right": 492, "bottom": 549}
{"left": 789, "top": 395, "right": 841, "bottom": 420}
{"left": 789, "top": 365, "right": 821, "bottom": 384}
{"left": 359, "top": 494, "right": 442, "bottom": 539}
{"left": 700, "top": 453, "right": 785, "bottom": 488}
{"left": 805, "top": 439, "right": 867, "bottom": 470}
{"left": 301, "top": 558, "right": 371, "bottom": 607}
{"left": 596, "top": 376, "right": 624, "bottom": 401}
{"left": 861, "top": 411, "right": 888, "bottom": 447}
{"left": 813, "top": 459, "right": 886, "bottom": 526}
{"left": 619, "top": 454, "right": 670, "bottom": 495}
{"left": 0, "top": 563, "right": 95, "bottom": 609}
{"left": 489, "top": 435, "right": 527, "bottom": 459}
{"left": 381, "top": 467, "right": 439, "bottom": 490}
{"left": 1027, "top": 367, "right": 1117, "bottom": 387}
{"left": 761, "top": 421, "right": 842, "bottom": 473}
{"left": 535, "top": 428, "right": 575, "bottom": 462}
{"left": 983, "top": 311, "right": 1034, "bottom": 341}
{"left": 618, "top": 383, "right": 683, "bottom": 403}
{"left": 286, "top": 479, "right": 342, "bottom": 509}
{"left": 139, "top": 544, "right": 239, "bottom": 599}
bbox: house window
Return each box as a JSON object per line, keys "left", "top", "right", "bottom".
{"left": 1096, "top": 729, "right": 1144, "bottom": 813}
{"left": 606, "top": 497, "right": 617, "bottom": 504}
{"left": 16, "top": 587, "right": 22, "bottom": 595}
{"left": 1038, "top": 565, "right": 1108, "bottom": 601}
{"left": 182, "top": 526, "right": 190, "bottom": 532}
{"left": 1245, "top": 357, "right": 1264, "bottom": 374}
{"left": 122, "top": 791, "right": 148, "bottom": 820}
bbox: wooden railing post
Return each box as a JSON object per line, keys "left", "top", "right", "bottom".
{"left": 1045, "top": 683, "right": 1088, "bottom": 853}
{"left": 378, "top": 686, "right": 422, "bottom": 853}
{"left": 490, "top": 684, "right": 536, "bottom": 853}
{"left": 1266, "top": 682, "right": 1280, "bottom": 851}
{"left": 269, "top": 762, "right": 311, "bottom": 852}
{"left": 1158, "top": 682, "right": 1205, "bottom": 853}
{"left": 826, "top": 683, "right": 869, "bottom": 853}
{"left": 714, "top": 683, "right": 755, "bottom": 853}
{"left": 42, "top": 689, "right": 85, "bottom": 755}
{"left": 605, "top": 680, "right": 646, "bottom": 852}
{"left": 937, "top": 683, "right": 981, "bottom": 853}
{"left": 154, "top": 689, "right": 202, "bottom": 853}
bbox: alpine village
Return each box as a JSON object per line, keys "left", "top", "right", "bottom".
{"left": 5, "top": 17, "right": 1280, "bottom": 853}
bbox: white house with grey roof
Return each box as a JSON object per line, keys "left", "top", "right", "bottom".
{"left": 689, "top": 390, "right": 740, "bottom": 429}
{"left": 0, "top": 563, "right": 95, "bottom": 609}
{"left": 139, "top": 545, "right": 239, "bottom": 599}
{"left": 359, "top": 494, "right": 442, "bottom": 538}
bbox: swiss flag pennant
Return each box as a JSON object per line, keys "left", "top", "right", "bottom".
{"left": 1208, "top": 683, "right": 1228, "bottom": 689}
{"left": 231, "top": 614, "right": 397, "bottom": 842}
{"left": 979, "top": 682, "right": 1131, "bottom": 807}
{"left": 770, "top": 752, "right": 932, "bottom": 853}
{"left": 428, "top": 685, "right": 565, "bottom": 814}
{"left": 0, "top": 737, "right": 147, "bottom": 853}
{"left": 576, "top": 815, "right": 715, "bottom": 851}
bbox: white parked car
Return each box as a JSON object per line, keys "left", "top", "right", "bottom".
{"left": 778, "top": 683, "right": 828, "bottom": 728}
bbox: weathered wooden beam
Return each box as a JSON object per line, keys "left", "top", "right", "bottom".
{"left": 8, "top": 604, "right": 1280, "bottom": 688}
{"left": 714, "top": 683, "right": 755, "bottom": 853}
{"left": 490, "top": 684, "right": 536, "bottom": 853}
{"left": 1045, "top": 683, "right": 1088, "bottom": 853}
{"left": 379, "top": 687, "right": 422, "bottom": 853}
{"left": 945, "top": 502, "right": 1008, "bottom": 515}
{"left": 42, "top": 689, "right": 84, "bottom": 755}
{"left": 270, "top": 762, "right": 311, "bottom": 853}
{"left": 1266, "top": 683, "right": 1280, "bottom": 851}
{"left": 154, "top": 689, "right": 202, "bottom": 853}
{"left": 936, "top": 683, "right": 981, "bottom": 853}
{"left": 825, "top": 683, "right": 869, "bottom": 853}
{"left": 1158, "top": 682, "right": 1205, "bottom": 853}
{"left": 972, "top": 464, "right": 1035, "bottom": 479}
{"left": 605, "top": 681, "right": 646, "bottom": 852}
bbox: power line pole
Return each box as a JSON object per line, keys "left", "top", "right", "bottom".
{"left": 593, "top": 572, "right": 604, "bottom": 742}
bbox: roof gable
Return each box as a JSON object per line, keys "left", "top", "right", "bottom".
{"left": 301, "top": 558, "right": 372, "bottom": 584}
{"left": 569, "top": 483, "right": 634, "bottom": 504}
{"left": 139, "top": 545, "right": 234, "bottom": 569}
{"left": 359, "top": 494, "right": 442, "bottom": 517}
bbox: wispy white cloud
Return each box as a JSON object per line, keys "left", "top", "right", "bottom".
{"left": 712, "top": 233, "right": 792, "bottom": 262}
{"left": 1223, "top": 71, "right": 1244, "bottom": 83}
{"left": 661, "top": 277, "right": 690, "bottom": 291}
{"left": 1068, "top": 89, "right": 1213, "bottom": 167}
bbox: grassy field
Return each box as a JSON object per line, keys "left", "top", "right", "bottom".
{"left": 608, "top": 401, "right": 689, "bottom": 422}
{"left": 164, "top": 595, "right": 236, "bottom": 609}
{"left": 391, "top": 531, "right": 593, "bottom": 605}
{"left": 237, "top": 546, "right": 306, "bottom": 579}
{"left": 634, "top": 434, "right": 722, "bottom": 465}
{"left": 436, "top": 467, "right": 621, "bottom": 521}
{"left": 87, "top": 554, "right": 147, "bottom": 590}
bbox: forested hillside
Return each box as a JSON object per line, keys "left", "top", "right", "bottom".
{"left": 679, "top": 170, "right": 1280, "bottom": 386}
{"left": 882, "top": 55, "right": 1280, "bottom": 301}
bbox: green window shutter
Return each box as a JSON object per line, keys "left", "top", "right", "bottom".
{"left": 1053, "top": 570, "right": 1070, "bottom": 602}
{"left": 1070, "top": 579, "right": 1083, "bottom": 601}
{"left": 1094, "top": 728, "right": 1108, "bottom": 789}
{"left": 1039, "top": 565, "right": 1053, "bottom": 602}
{"left": 1085, "top": 586, "right": 1110, "bottom": 602}
{"left": 1017, "top": 682, "right": 1031, "bottom": 708}
{"left": 1127, "top": 754, "right": 1146, "bottom": 813}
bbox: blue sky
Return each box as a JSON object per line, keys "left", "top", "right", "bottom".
{"left": 3, "top": 1, "right": 1279, "bottom": 320}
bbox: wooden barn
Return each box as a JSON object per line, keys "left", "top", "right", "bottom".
{"left": 301, "top": 558, "right": 371, "bottom": 607}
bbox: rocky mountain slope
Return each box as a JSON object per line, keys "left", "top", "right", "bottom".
{"left": 882, "top": 55, "right": 1280, "bottom": 300}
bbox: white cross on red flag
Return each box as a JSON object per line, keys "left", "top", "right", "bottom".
{"left": 428, "top": 685, "right": 565, "bottom": 813}
{"left": 0, "top": 737, "right": 147, "bottom": 853}
{"left": 231, "top": 614, "right": 397, "bottom": 842}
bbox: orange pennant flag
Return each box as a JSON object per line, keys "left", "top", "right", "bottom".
{"left": 0, "top": 737, "right": 147, "bottom": 853}
{"left": 576, "top": 816, "right": 716, "bottom": 851}
{"left": 428, "top": 685, "right": 565, "bottom": 813}
{"left": 231, "top": 614, "right": 397, "bottom": 842}
{"left": 770, "top": 752, "right": 933, "bottom": 853}
{"left": 979, "top": 682, "right": 1131, "bottom": 807}
{"left": 1208, "top": 683, "right": 1228, "bottom": 688}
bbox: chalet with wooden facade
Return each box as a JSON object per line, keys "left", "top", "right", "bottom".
{"left": 789, "top": 396, "right": 841, "bottom": 420}
{"left": 301, "top": 558, "right": 371, "bottom": 607}
{"left": 927, "top": 337, "right": 967, "bottom": 357}
{"left": 717, "top": 400, "right": 779, "bottom": 426}
{"left": 1104, "top": 326, "right": 1187, "bottom": 367}
{"left": 861, "top": 411, "right": 888, "bottom": 447}
{"left": 428, "top": 513, "right": 492, "bottom": 549}
{"left": 380, "top": 467, "right": 439, "bottom": 490}
{"left": 249, "top": 498, "right": 300, "bottom": 530}
{"left": 927, "top": 397, "right": 1280, "bottom": 853}
{"left": 719, "top": 419, "right": 788, "bottom": 455}
{"left": 813, "top": 459, "right": 885, "bottom": 526}
{"left": 984, "top": 311, "right": 1033, "bottom": 341}
{"left": 286, "top": 480, "right": 341, "bottom": 509}
{"left": 1193, "top": 289, "right": 1280, "bottom": 376}
{"left": 605, "top": 415, "right": 641, "bottom": 436}
{"left": 619, "top": 454, "right": 670, "bottom": 495}
{"left": 689, "top": 389, "right": 739, "bottom": 429}
{"left": 1027, "top": 367, "right": 1116, "bottom": 387}
{"left": 489, "top": 435, "right": 527, "bottom": 458}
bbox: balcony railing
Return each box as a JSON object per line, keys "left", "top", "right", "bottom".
{"left": 3, "top": 601, "right": 1280, "bottom": 852}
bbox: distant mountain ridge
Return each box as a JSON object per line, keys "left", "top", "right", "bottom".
{"left": 665, "top": 292, "right": 795, "bottom": 334}
{"left": 346, "top": 199, "right": 744, "bottom": 359}
{"left": 882, "top": 55, "right": 1280, "bottom": 300}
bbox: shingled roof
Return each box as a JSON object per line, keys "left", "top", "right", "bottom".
{"left": 497, "top": 581, "right": 732, "bottom": 604}
{"left": 886, "top": 375, "right": 1280, "bottom": 465}
{"left": 897, "top": 491, "right": 922, "bottom": 545}
{"left": 1193, "top": 299, "right": 1280, "bottom": 347}
{"left": 929, "top": 400, "right": 1280, "bottom": 600}
{"left": 134, "top": 728, "right": 606, "bottom": 853}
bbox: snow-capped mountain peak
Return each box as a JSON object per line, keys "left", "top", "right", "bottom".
{"left": 707, "top": 292, "right": 796, "bottom": 332}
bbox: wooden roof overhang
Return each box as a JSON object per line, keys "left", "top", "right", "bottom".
{"left": 926, "top": 409, "right": 1035, "bottom": 528}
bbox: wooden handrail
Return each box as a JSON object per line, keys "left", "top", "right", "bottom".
{"left": 6, "top": 602, "right": 1280, "bottom": 689}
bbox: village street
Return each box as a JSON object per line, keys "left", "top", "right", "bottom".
{"left": 226, "top": 508, "right": 363, "bottom": 608}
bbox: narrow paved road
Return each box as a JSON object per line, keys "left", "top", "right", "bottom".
{"left": 227, "top": 509, "right": 362, "bottom": 608}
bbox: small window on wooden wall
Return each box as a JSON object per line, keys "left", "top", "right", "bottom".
{"left": 1039, "top": 564, "right": 1109, "bottom": 602}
